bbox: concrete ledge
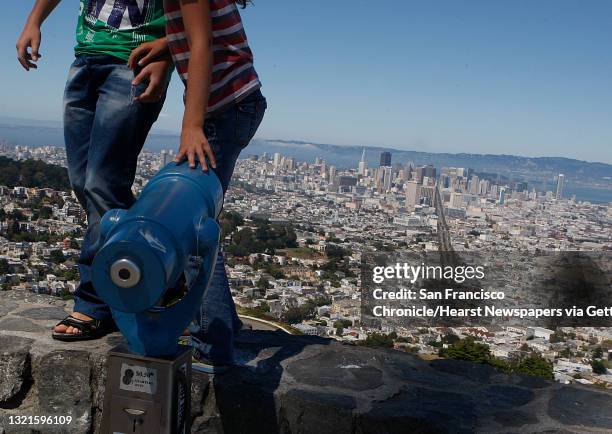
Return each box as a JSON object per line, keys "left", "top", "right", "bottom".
{"left": 1, "top": 291, "right": 611, "bottom": 434}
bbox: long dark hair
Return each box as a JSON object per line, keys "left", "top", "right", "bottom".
{"left": 235, "top": 0, "right": 251, "bottom": 8}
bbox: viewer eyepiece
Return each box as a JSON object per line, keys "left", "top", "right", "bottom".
{"left": 110, "top": 258, "right": 141, "bottom": 288}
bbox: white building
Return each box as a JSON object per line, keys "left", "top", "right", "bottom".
{"left": 293, "top": 323, "right": 318, "bottom": 335}
{"left": 527, "top": 327, "right": 554, "bottom": 341}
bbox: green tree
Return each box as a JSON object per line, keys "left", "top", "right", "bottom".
{"left": 11, "top": 210, "right": 25, "bottom": 221}
{"left": 515, "top": 356, "right": 554, "bottom": 380}
{"left": 592, "top": 360, "right": 607, "bottom": 375}
{"left": 50, "top": 196, "right": 65, "bottom": 208}
{"left": 361, "top": 332, "right": 395, "bottom": 348}
{"left": 39, "top": 206, "right": 53, "bottom": 219}
{"left": 487, "top": 357, "right": 512, "bottom": 374}
{"left": 225, "top": 243, "right": 250, "bottom": 257}
{"left": 442, "top": 333, "right": 460, "bottom": 344}
{"left": 0, "top": 259, "right": 9, "bottom": 275}
{"left": 253, "top": 302, "right": 270, "bottom": 314}
{"left": 592, "top": 346, "right": 604, "bottom": 360}
{"left": 550, "top": 332, "right": 565, "bottom": 343}
{"left": 62, "top": 268, "right": 79, "bottom": 281}
{"left": 439, "top": 337, "right": 491, "bottom": 363}
{"left": 49, "top": 250, "right": 66, "bottom": 264}
{"left": 326, "top": 245, "right": 348, "bottom": 260}
{"left": 0, "top": 156, "right": 70, "bottom": 190}
{"left": 314, "top": 295, "right": 331, "bottom": 306}
{"left": 280, "top": 302, "right": 317, "bottom": 325}
{"left": 440, "top": 338, "right": 554, "bottom": 380}
{"left": 220, "top": 211, "right": 244, "bottom": 238}
{"left": 333, "top": 319, "right": 352, "bottom": 329}
{"left": 256, "top": 277, "right": 271, "bottom": 291}
{"left": 283, "top": 307, "right": 306, "bottom": 325}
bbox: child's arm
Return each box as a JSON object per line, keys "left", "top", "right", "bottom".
{"left": 132, "top": 57, "right": 173, "bottom": 104}
{"left": 128, "top": 37, "right": 170, "bottom": 70}
{"left": 129, "top": 38, "right": 173, "bottom": 104}
{"left": 16, "top": 0, "right": 62, "bottom": 70}
{"left": 174, "top": 0, "right": 217, "bottom": 171}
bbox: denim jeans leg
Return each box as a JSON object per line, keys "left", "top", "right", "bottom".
{"left": 64, "top": 57, "right": 94, "bottom": 210}
{"left": 70, "top": 57, "right": 167, "bottom": 321}
{"left": 193, "top": 90, "right": 267, "bottom": 364}
{"left": 64, "top": 56, "right": 107, "bottom": 320}
{"left": 195, "top": 249, "right": 238, "bottom": 364}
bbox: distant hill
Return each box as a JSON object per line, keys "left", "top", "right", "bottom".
{"left": 245, "top": 139, "right": 611, "bottom": 187}
{"left": 0, "top": 156, "right": 70, "bottom": 191}
{"left": 1, "top": 118, "right": 610, "bottom": 191}
{"left": 0, "top": 117, "right": 179, "bottom": 153}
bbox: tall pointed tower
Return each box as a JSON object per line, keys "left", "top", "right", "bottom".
{"left": 358, "top": 148, "right": 367, "bottom": 176}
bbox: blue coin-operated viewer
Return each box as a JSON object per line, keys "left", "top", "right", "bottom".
{"left": 94, "top": 162, "right": 223, "bottom": 434}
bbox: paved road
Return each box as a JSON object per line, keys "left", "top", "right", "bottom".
{"left": 434, "top": 186, "right": 453, "bottom": 252}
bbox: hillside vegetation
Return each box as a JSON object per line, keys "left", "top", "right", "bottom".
{"left": 0, "top": 156, "right": 71, "bottom": 191}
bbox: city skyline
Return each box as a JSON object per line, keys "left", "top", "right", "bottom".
{"left": 4, "top": 138, "right": 609, "bottom": 203}
{"left": 1, "top": 143, "right": 606, "bottom": 206}
{"left": 2, "top": 1, "right": 612, "bottom": 163}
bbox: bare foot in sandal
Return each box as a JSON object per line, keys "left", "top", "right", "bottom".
{"left": 52, "top": 313, "right": 117, "bottom": 341}
{"left": 53, "top": 312, "right": 92, "bottom": 335}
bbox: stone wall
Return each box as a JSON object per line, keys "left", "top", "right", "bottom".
{"left": 1, "top": 291, "right": 611, "bottom": 434}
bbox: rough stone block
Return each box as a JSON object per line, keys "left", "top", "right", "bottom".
{"left": 0, "top": 336, "right": 33, "bottom": 408}
{"left": 17, "top": 307, "right": 68, "bottom": 321}
{"left": 35, "top": 350, "right": 92, "bottom": 434}
{"left": 0, "top": 318, "right": 46, "bottom": 333}
{"left": 279, "top": 389, "right": 356, "bottom": 434}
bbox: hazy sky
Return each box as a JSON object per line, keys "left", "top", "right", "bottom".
{"left": 1, "top": 1, "right": 612, "bottom": 164}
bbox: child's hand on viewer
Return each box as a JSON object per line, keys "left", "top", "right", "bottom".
{"left": 176, "top": 126, "right": 217, "bottom": 171}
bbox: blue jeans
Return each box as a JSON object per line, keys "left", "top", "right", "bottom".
{"left": 190, "top": 89, "right": 267, "bottom": 365}
{"left": 64, "top": 54, "right": 167, "bottom": 321}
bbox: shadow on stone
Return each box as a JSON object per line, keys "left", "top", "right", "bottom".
{"left": 548, "top": 386, "right": 612, "bottom": 428}
{"left": 201, "top": 330, "right": 333, "bottom": 433}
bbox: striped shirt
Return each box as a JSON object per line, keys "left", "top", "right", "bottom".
{"left": 164, "top": 0, "right": 261, "bottom": 114}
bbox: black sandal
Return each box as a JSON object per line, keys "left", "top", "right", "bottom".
{"left": 52, "top": 315, "right": 118, "bottom": 342}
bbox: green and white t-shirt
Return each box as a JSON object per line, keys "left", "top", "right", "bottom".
{"left": 75, "top": 0, "right": 165, "bottom": 61}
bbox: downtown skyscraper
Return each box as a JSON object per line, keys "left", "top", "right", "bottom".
{"left": 379, "top": 151, "right": 392, "bottom": 167}
{"left": 358, "top": 148, "right": 367, "bottom": 176}
{"left": 556, "top": 174, "right": 565, "bottom": 200}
